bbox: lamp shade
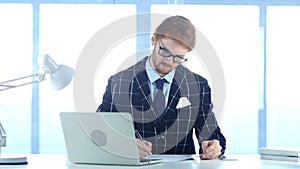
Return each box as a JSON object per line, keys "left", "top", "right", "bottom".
{"left": 38, "top": 54, "right": 74, "bottom": 91}
{"left": 49, "top": 65, "right": 74, "bottom": 91}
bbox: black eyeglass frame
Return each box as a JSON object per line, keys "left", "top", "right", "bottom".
{"left": 158, "top": 43, "right": 188, "bottom": 63}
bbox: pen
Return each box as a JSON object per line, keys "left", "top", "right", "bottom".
{"left": 135, "top": 130, "right": 152, "bottom": 155}
{"left": 218, "top": 155, "right": 238, "bottom": 161}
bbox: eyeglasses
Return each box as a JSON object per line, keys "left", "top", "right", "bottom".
{"left": 158, "top": 43, "right": 188, "bottom": 63}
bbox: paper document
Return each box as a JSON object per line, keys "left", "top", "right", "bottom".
{"left": 142, "top": 154, "right": 193, "bottom": 163}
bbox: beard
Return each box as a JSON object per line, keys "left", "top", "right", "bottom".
{"left": 154, "top": 61, "right": 173, "bottom": 75}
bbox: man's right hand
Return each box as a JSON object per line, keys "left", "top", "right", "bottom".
{"left": 136, "top": 139, "right": 152, "bottom": 157}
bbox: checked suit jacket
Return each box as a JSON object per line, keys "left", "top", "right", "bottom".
{"left": 97, "top": 56, "right": 226, "bottom": 155}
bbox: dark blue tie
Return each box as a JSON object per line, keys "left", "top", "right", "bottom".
{"left": 154, "top": 78, "right": 167, "bottom": 116}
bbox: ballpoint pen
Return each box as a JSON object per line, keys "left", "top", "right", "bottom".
{"left": 135, "top": 130, "right": 152, "bottom": 155}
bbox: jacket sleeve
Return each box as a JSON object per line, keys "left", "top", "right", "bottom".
{"left": 96, "top": 76, "right": 118, "bottom": 112}
{"left": 194, "top": 80, "right": 226, "bottom": 155}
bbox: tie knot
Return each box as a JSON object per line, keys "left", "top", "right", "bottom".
{"left": 154, "top": 78, "right": 167, "bottom": 90}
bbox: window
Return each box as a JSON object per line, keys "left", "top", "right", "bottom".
{"left": 266, "top": 6, "right": 300, "bottom": 148}
{"left": 39, "top": 4, "right": 136, "bottom": 153}
{"left": 1, "top": 1, "right": 300, "bottom": 155}
{"left": 0, "top": 4, "right": 32, "bottom": 154}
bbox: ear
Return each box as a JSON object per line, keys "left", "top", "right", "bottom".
{"left": 151, "top": 33, "right": 157, "bottom": 46}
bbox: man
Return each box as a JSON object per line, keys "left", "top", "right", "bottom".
{"left": 97, "top": 15, "right": 226, "bottom": 160}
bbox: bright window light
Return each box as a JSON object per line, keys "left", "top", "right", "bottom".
{"left": 39, "top": 4, "right": 136, "bottom": 153}
{"left": 0, "top": 4, "right": 32, "bottom": 154}
{"left": 266, "top": 6, "right": 300, "bottom": 148}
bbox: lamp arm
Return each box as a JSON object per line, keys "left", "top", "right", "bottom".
{"left": 0, "top": 73, "right": 46, "bottom": 92}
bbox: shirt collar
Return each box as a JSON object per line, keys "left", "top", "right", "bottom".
{"left": 145, "top": 56, "right": 175, "bottom": 84}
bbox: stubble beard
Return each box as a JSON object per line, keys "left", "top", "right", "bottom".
{"left": 155, "top": 61, "right": 173, "bottom": 76}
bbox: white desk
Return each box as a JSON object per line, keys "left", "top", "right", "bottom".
{"left": 0, "top": 154, "right": 300, "bottom": 169}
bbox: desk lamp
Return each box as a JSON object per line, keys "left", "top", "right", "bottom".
{"left": 0, "top": 54, "right": 74, "bottom": 164}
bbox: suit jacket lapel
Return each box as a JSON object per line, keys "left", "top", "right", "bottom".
{"left": 167, "top": 65, "right": 186, "bottom": 110}
{"left": 132, "top": 70, "right": 151, "bottom": 111}
{"left": 130, "top": 57, "right": 158, "bottom": 122}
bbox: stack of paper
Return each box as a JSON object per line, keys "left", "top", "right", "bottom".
{"left": 260, "top": 147, "right": 300, "bottom": 162}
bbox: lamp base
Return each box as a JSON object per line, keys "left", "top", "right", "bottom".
{"left": 0, "top": 155, "right": 27, "bottom": 165}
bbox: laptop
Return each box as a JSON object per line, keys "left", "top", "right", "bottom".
{"left": 60, "top": 112, "right": 161, "bottom": 166}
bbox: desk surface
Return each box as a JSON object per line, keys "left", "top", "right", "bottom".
{"left": 1, "top": 154, "right": 300, "bottom": 169}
